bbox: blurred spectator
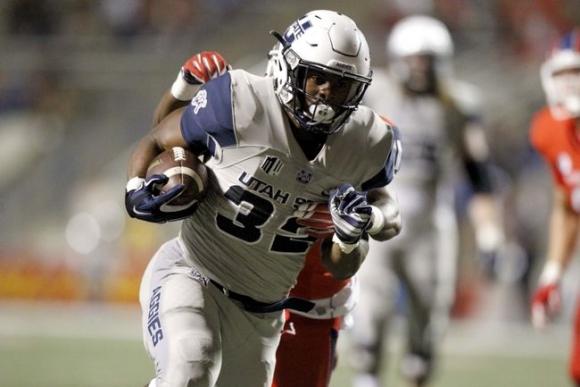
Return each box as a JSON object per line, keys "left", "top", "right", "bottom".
{"left": 144, "top": 0, "right": 199, "bottom": 37}
{"left": 59, "top": 0, "right": 102, "bottom": 36}
{"left": 100, "top": 0, "right": 146, "bottom": 39}
{"left": 495, "top": 0, "right": 574, "bottom": 60}
{"left": 6, "top": 0, "right": 59, "bottom": 35}
{"left": 0, "top": 71, "right": 68, "bottom": 186}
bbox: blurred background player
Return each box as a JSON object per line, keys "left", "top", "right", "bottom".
{"left": 125, "top": 10, "right": 401, "bottom": 387}
{"left": 530, "top": 28, "right": 580, "bottom": 387}
{"left": 349, "top": 15, "right": 504, "bottom": 387}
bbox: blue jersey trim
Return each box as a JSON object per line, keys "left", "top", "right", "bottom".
{"left": 180, "top": 73, "right": 236, "bottom": 156}
{"left": 362, "top": 126, "right": 402, "bottom": 190}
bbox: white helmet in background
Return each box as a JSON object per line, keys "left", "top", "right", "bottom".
{"left": 266, "top": 10, "right": 372, "bottom": 134}
{"left": 386, "top": 15, "right": 454, "bottom": 92}
{"left": 541, "top": 29, "right": 580, "bottom": 120}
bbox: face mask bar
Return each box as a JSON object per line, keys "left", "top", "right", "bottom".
{"left": 269, "top": 30, "right": 372, "bottom": 134}
{"left": 286, "top": 53, "right": 371, "bottom": 134}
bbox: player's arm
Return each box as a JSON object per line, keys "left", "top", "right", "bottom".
{"left": 153, "top": 51, "right": 230, "bottom": 125}
{"left": 366, "top": 187, "right": 401, "bottom": 241}
{"left": 363, "top": 121, "right": 403, "bottom": 241}
{"left": 319, "top": 126, "right": 402, "bottom": 277}
{"left": 295, "top": 186, "right": 401, "bottom": 276}
{"left": 532, "top": 186, "right": 580, "bottom": 328}
{"left": 321, "top": 237, "right": 369, "bottom": 280}
{"left": 319, "top": 183, "right": 388, "bottom": 279}
{"left": 153, "top": 90, "right": 190, "bottom": 125}
{"left": 127, "top": 107, "right": 188, "bottom": 179}
{"left": 296, "top": 186, "right": 400, "bottom": 279}
{"left": 460, "top": 122, "right": 504, "bottom": 253}
{"left": 124, "top": 107, "right": 192, "bottom": 223}
{"left": 545, "top": 187, "right": 579, "bottom": 271}
{"left": 125, "top": 52, "right": 231, "bottom": 223}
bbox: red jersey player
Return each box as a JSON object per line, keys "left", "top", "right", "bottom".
{"left": 273, "top": 200, "right": 400, "bottom": 387}
{"left": 272, "top": 238, "right": 355, "bottom": 387}
{"left": 530, "top": 28, "right": 580, "bottom": 386}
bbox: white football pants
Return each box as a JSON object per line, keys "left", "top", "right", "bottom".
{"left": 140, "top": 238, "right": 284, "bottom": 387}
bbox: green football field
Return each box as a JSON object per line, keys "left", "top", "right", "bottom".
{"left": 0, "top": 302, "right": 571, "bottom": 387}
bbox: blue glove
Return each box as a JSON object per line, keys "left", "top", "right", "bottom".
{"left": 125, "top": 175, "right": 196, "bottom": 223}
{"left": 329, "top": 184, "right": 372, "bottom": 247}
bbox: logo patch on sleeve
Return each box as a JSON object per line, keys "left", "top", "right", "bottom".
{"left": 191, "top": 90, "right": 208, "bottom": 114}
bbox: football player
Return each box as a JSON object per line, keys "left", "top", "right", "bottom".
{"left": 530, "top": 28, "right": 580, "bottom": 386}
{"left": 125, "top": 10, "right": 402, "bottom": 387}
{"left": 349, "top": 16, "right": 504, "bottom": 387}
{"left": 272, "top": 196, "right": 400, "bottom": 387}
{"left": 150, "top": 50, "right": 402, "bottom": 387}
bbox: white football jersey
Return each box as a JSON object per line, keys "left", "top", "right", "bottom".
{"left": 178, "top": 69, "right": 398, "bottom": 302}
{"left": 364, "top": 69, "right": 480, "bottom": 227}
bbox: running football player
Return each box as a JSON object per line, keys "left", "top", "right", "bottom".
{"left": 530, "top": 28, "right": 580, "bottom": 387}
{"left": 151, "top": 50, "right": 402, "bottom": 387}
{"left": 125, "top": 10, "right": 401, "bottom": 387}
{"left": 350, "top": 16, "right": 503, "bottom": 387}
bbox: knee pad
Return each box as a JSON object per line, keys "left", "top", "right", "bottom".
{"left": 161, "top": 331, "right": 218, "bottom": 387}
{"left": 175, "top": 331, "right": 216, "bottom": 363}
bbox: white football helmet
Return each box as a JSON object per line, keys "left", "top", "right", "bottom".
{"left": 386, "top": 15, "right": 453, "bottom": 91}
{"left": 541, "top": 29, "right": 580, "bottom": 120}
{"left": 266, "top": 10, "right": 372, "bottom": 134}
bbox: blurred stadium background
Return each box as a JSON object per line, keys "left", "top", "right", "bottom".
{"left": 0, "top": 0, "right": 579, "bottom": 386}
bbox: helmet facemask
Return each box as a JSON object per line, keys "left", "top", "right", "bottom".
{"left": 282, "top": 49, "right": 371, "bottom": 134}
{"left": 267, "top": 10, "right": 372, "bottom": 135}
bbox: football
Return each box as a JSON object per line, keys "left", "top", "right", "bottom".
{"left": 146, "top": 147, "right": 208, "bottom": 210}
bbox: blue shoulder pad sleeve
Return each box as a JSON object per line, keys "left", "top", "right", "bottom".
{"left": 180, "top": 73, "right": 237, "bottom": 157}
{"left": 362, "top": 126, "right": 402, "bottom": 190}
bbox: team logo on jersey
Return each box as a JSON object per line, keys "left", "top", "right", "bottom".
{"left": 296, "top": 169, "right": 312, "bottom": 184}
{"left": 261, "top": 156, "right": 284, "bottom": 176}
{"left": 191, "top": 90, "right": 208, "bottom": 114}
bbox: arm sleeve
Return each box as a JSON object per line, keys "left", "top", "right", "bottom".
{"left": 180, "top": 73, "right": 237, "bottom": 157}
{"left": 463, "top": 158, "right": 494, "bottom": 193}
{"left": 460, "top": 118, "right": 495, "bottom": 194}
{"left": 362, "top": 126, "right": 402, "bottom": 191}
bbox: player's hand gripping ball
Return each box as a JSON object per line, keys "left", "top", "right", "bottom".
{"left": 329, "top": 184, "right": 372, "bottom": 245}
{"left": 125, "top": 147, "right": 208, "bottom": 223}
